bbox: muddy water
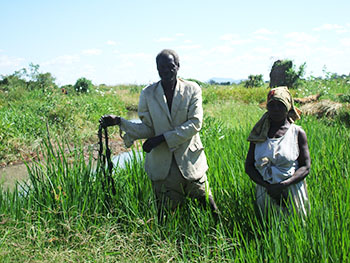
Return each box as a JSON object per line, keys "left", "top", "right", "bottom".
{"left": 1, "top": 113, "right": 142, "bottom": 190}
{"left": 0, "top": 163, "right": 29, "bottom": 190}
{"left": 0, "top": 150, "right": 143, "bottom": 190}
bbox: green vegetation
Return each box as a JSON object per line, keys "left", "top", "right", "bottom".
{"left": 270, "top": 60, "right": 306, "bottom": 89}
{"left": 0, "top": 66, "right": 144, "bottom": 165}
{"left": 202, "top": 85, "right": 271, "bottom": 105}
{"left": 74, "top": 77, "right": 93, "bottom": 93}
{"left": 244, "top": 74, "right": 264, "bottom": 88}
{"left": 1, "top": 67, "right": 350, "bottom": 262}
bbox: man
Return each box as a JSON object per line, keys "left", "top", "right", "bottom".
{"left": 100, "top": 49, "right": 218, "bottom": 220}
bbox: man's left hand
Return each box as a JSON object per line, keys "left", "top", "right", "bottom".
{"left": 142, "top": 135, "right": 165, "bottom": 153}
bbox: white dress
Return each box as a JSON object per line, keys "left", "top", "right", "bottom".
{"left": 254, "top": 124, "right": 309, "bottom": 216}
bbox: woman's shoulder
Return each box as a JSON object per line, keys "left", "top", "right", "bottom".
{"left": 291, "top": 123, "right": 305, "bottom": 132}
{"left": 288, "top": 124, "right": 307, "bottom": 142}
{"left": 291, "top": 124, "right": 308, "bottom": 144}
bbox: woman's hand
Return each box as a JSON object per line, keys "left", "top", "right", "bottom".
{"left": 266, "top": 183, "right": 288, "bottom": 203}
{"left": 99, "top": 115, "right": 121, "bottom": 127}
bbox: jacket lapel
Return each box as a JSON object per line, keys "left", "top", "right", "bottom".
{"left": 154, "top": 82, "right": 172, "bottom": 122}
{"left": 170, "top": 79, "right": 182, "bottom": 120}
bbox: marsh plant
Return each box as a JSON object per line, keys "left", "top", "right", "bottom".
{"left": 1, "top": 110, "right": 349, "bottom": 262}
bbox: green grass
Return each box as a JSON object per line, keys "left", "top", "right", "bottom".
{"left": 1, "top": 102, "right": 350, "bottom": 262}
{"left": 0, "top": 85, "right": 142, "bottom": 165}
{"left": 297, "top": 76, "right": 350, "bottom": 101}
{"left": 202, "top": 84, "right": 271, "bottom": 105}
{"left": 1, "top": 79, "right": 350, "bottom": 262}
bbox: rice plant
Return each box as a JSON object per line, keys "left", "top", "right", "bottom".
{"left": 1, "top": 100, "right": 350, "bottom": 262}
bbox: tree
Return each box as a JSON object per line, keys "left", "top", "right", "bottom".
{"left": 244, "top": 74, "right": 264, "bottom": 88}
{"left": 35, "top": 72, "right": 56, "bottom": 89}
{"left": 0, "top": 63, "right": 57, "bottom": 91}
{"left": 270, "top": 60, "right": 305, "bottom": 89}
{"left": 74, "top": 77, "right": 93, "bottom": 93}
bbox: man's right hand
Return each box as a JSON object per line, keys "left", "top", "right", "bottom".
{"left": 99, "top": 115, "right": 121, "bottom": 128}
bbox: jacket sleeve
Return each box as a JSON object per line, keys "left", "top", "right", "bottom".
{"left": 163, "top": 84, "right": 203, "bottom": 151}
{"left": 120, "top": 89, "right": 155, "bottom": 147}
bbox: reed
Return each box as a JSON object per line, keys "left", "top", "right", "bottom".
{"left": 1, "top": 102, "right": 349, "bottom": 262}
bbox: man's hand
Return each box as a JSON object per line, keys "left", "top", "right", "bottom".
{"left": 142, "top": 135, "right": 165, "bottom": 153}
{"left": 99, "top": 115, "right": 121, "bottom": 128}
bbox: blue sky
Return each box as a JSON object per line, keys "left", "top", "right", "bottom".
{"left": 1, "top": 0, "right": 349, "bottom": 85}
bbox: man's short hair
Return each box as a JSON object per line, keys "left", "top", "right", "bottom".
{"left": 156, "top": 49, "right": 180, "bottom": 67}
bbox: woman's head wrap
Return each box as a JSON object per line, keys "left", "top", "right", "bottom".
{"left": 247, "top": 86, "right": 301, "bottom": 143}
{"left": 266, "top": 86, "right": 300, "bottom": 121}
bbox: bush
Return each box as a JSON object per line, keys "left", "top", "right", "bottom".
{"left": 74, "top": 77, "right": 93, "bottom": 93}
{"left": 0, "top": 63, "right": 57, "bottom": 91}
{"left": 244, "top": 74, "right": 264, "bottom": 88}
{"left": 338, "top": 94, "right": 350, "bottom": 103}
{"left": 0, "top": 75, "right": 26, "bottom": 91}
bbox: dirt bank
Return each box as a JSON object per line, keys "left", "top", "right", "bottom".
{"left": 0, "top": 137, "right": 129, "bottom": 190}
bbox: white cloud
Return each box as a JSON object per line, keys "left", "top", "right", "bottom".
{"left": 253, "top": 47, "right": 272, "bottom": 54}
{"left": 42, "top": 55, "right": 80, "bottom": 66}
{"left": 118, "top": 52, "right": 152, "bottom": 61}
{"left": 220, "top": 33, "right": 239, "bottom": 41}
{"left": 315, "top": 47, "right": 344, "bottom": 56}
{"left": 176, "top": 44, "right": 201, "bottom": 51}
{"left": 106, "top": 40, "right": 117, "bottom": 45}
{"left": 313, "top": 23, "right": 348, "bottom": 33}
{"left": 253, "top": 28, "right": 276, "bottom": 35}
{"left": 154, "top": 33, "right": 186, "bottom": 43}
{"left": 0, "top": 55, "right": 25, "bottom": 67}
{"left": 254, "top": 35, "right": 272, "bottom": 41}
{"left": 81, "top": 64, "right": 96, "bottom": 76}
{"left": 210, "top": 45, "right": 235, "bottom": 54}
{"left": 340, "top": 38, "right": 350, "bottom": 47}
{"left": 235, "top": 53, "right": 263, "bottom": 63}
{"left": 284, "top": 32, "right": 318, "bottom": 45}
{"left": 82, "top": 49, "right": 102, "bottom": 55}
{"left": 253, "top": 28, "right": 277, "bottom": 41}
{"left": 154, "top": 37, "right": 175, "bottom": 42}
{"left": 220, "top": 33, "right": 252, "bottom": 45}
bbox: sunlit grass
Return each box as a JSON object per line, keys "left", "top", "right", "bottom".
{"left": 1, "top": 80, "right": 350, "bottom": 261}
{"left": 1, "top": 105, "right": 350, "bottom": 261}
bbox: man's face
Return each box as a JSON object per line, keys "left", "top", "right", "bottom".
{"left": 157, "top": 54, "right": 179, "bottom": 83}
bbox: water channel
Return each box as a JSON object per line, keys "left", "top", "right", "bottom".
{"left": 0, "top": 115, "right": 142, "bottom": 190}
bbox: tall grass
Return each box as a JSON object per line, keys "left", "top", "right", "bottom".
{"left": 1, "top": 101, "right": 349, "bottom": 261}
{"left": 202, "top": 84, "right": 270, "bottom": 105}
{"left": 298, "top": 76, "right": 350, "bottom": 101}
{"left": 0, "top": 85, "right": 140, "bottom": 165}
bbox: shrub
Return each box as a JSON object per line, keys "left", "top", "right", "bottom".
{"left": 74, "top": 77, "right": 93, "bottom": 93}
{"left": 338, "top": 94, "right": 350, "bottom": 103}
{"left": 0, "top": 75, "right": 26, "bottom": 91}
{"left": 0, "top": 63, "right": 57, "bottom": 91}
{"left": 244, "top": 74, "right": 264, "bottom": 88}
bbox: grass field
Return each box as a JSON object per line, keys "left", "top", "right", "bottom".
{"left": 0, "top": 76, "right": 350, "bottom": 262}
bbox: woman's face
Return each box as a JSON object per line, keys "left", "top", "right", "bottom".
{"left": 267, "top": 100, "right": 288, "bottom": 122}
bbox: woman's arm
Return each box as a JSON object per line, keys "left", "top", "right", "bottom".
{"left": 280, "top": 126, "right": 311, "bottom": 187}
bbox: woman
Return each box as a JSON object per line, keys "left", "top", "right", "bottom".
{"left": 245, "top": 86, "right": 311, "bottom": 216}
